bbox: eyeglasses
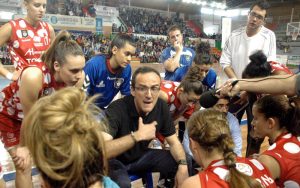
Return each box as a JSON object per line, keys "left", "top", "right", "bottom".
{"left": 249, "top": 11, "right": 265, "bottom": 21}
{"left": 134, "top": 86, "right": 160, "bottom": 95}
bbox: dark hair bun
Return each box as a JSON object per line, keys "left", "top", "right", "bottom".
{"left": 249, "top": 50, "right": 267, "bottom": 65}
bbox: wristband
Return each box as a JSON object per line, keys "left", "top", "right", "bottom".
{"left": 177, "top": 159, "right": 188, "bottom": 165}
{"left": 130, "top": 131, "right": 138, "bottom": 143}
{"left": 6, "top": 72, "right": 13, "bottom": 80}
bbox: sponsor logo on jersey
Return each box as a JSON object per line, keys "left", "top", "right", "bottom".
{"left": 7, "top": 132, "right": 15, "bottom": 139}
{"left": 34, "top": 43, "right": 44, "bottom": 47}
{"left": 185, "top": 55, "right": 191, "bottom": 61}
{"left": 21, "top": 30, "right": 28, "bottom": 38}
{"left": 24, "top": 48, "right": 42, "bottom": 56}
{"left": 96, "top": 80, "right": 105, "bottom": 87}
{"left": 107, "top": 76, "right": 124, "bottom": 88}
{"left": 107, "top": 76, "right": 116, "bottom": 80}
{"left": 114, "top": 78, "right": 124, "bottom": 89}
{"left": 26, "top": 58, "right": 42, "bottom": 63}
{"left": 33, "top": 36, "right": 41, "bottom": 42}
{"left": 21, "top": 39, "right": 31, "bottom": 42}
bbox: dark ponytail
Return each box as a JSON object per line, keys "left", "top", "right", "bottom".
{"left": 287, "top": 97, "right": 300, "bottom": 136}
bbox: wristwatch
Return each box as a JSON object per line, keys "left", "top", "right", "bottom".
{"left": 177, "top": 159, "right": 188, "bottom": 165}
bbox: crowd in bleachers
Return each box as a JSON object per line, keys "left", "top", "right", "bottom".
{"left": 72, "top": 33, "right": 199, "bottom": 63}
{"left": 0, "top": 47, "right": 10, "bottom": 65}
{"left": 46, "top": 0, "right": 97, "bottom": 17}
{"left": 0, "top": 31, "right": 207, "bottom": 65}
{"left": 72, "top": 32, "right": 110, "bottom": 60}
{"left": 0, "top": 0, "right": 222, "bottom": 65}
{"left": 119, "top": 7, "right": 199, "bottom": 37}
{"left": 135, "top": 36, "right": 167, "bottom": 63}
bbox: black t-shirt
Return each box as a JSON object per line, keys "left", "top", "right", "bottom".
{"left": 105, "top": 95, "right": 175, "bottom": 164}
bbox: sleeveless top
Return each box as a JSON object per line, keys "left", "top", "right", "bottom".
{"left": 198, "top": 157, "right": 276, "bottom": 188}
{"left": 8, "top": 18, "right": 51, "bottom": 70}
{"left": 0, "top": 63, "right": 65, "bottom": 128}
{"left": 160, "top": 80, "right": 195, "bottom": 120}
{"left": 263, "top": 133, "right": 300, "bottom": 187}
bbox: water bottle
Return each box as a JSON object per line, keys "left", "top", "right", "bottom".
{"left": 152, "top": 139, "right": 162, "bottom": 149}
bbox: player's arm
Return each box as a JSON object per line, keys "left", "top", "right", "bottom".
{"left": 0, "top": 22, "right": 14, "bottom": 80}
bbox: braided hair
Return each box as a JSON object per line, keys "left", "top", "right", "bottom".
{"left": 187, "top": 109, "right": 262, "bottom": 188}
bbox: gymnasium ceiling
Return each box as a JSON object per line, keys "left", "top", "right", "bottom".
{"left": 226, "top": 0, "right": 300, "bottom": 8}
{"left": 105, "top": 0, "right": 300, "bottom": 15}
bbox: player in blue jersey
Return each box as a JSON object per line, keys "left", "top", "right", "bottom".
{"left": 179, "top": 42, "right": 217, "bottom": 91}
{"left": 159, "top": 25, "right": 195, "bottom": 81}
{"left": 79, "top": 34, "right": 136, "bottom": 109}
{"left": 193, "top": 42, "right": 217, "bottom": 91}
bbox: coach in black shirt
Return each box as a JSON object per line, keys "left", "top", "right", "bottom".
{"left": 104, "top": 66, "right": 188, "bottom": 188}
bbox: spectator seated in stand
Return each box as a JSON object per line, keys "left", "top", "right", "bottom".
{"left": 119, "top": 7, "right": 198, "bottom": 37}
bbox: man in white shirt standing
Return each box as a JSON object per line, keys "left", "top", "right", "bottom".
{"left": 220, "top": 0, "right": 276, "bottom": 157}
{"left": 221, "top": 1, "right": 276, "bottom": 79}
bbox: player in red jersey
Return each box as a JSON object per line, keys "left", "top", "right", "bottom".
{"left": 242, "top": 50, "right": 293, "bottom": 79}
{"left": 158, "top": 66, "right": 202, "bottom": 144}
{"left": 0, "top": 0, "right": 55, "bottom": 81}
{"left": 0, "top": 30, "right": 85, "bottom": 188}
{"left": 181, "top": 109, "right": 276, "bottom": 188}
{"left": 251, "top": 95, "right": 300, "bottom": 187}
{"left": 231, "top": 50, "right": 294, "bottom": 157}
{"left": 159, "top": 66, "right": 203, "bottom": 124}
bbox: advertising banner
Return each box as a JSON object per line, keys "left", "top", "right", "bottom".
{"left": 96, "top": 17, "right": 103, "bottom": 34}
{"left": 13, "top": 14, "right": 96, "bottom": 29}
{"left": 94, "top": 5, "right": 119, "bottom": 17}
